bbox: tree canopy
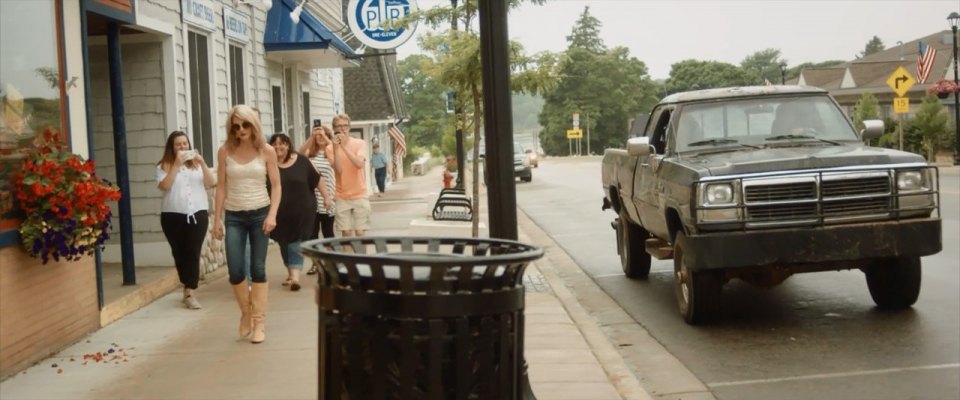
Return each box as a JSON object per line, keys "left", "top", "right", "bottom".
{"left": 665, "top": 59, "right": 755, "bottom": 93}
{"left": 537, "top": 7, "right": 658, "bottom": 156}
{"left": 566, "top": 6, "right": 605, "bottom": 53}
{"left": 859, "top": 35, "right": 885, "bottom": 58}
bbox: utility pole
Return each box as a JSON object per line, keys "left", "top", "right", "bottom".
{"left": 585, "top": 111, "right": 590, "bottom": 155}
{"left": 950, "top": 12, "right": 960, "bottom": 165}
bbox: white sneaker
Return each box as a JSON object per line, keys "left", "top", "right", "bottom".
{"left": 183, "top": 295, "right": 202, "bottom": 310}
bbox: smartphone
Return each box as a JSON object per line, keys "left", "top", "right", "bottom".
{"left": 313, "top": 119, "right": 322, "bottom": 128}
{"left": 178, "top": 149, "right": 197, "bottom": 161}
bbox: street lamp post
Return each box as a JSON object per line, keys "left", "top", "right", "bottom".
{"left": 779, "top": 62, "right": 787, "bottom": 85}
{"left": 949, "top": 12, "right": 960, "bottom": 165}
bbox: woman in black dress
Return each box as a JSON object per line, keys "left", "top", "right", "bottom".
{"left": 267, "top": 133, "right": 319, "bottom": 291}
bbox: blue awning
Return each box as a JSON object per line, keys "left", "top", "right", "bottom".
{"left": 263, "top": 0, "right": 358, "bottom": 68}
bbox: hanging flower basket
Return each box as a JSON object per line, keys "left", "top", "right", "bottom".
{"left": 13, "top": 129, "right": 121, "bottom": 264}
{"left": 926, "top": 79, "right": 960, "bottom": 98}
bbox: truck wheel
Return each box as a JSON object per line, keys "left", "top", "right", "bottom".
{"left": 618, "top": 211, "right": 651, "bottom": 279}
{"left": 673, "top": 232, "right": 721, "bottom": 324}
{"left": 865, "top": 257, "right": 921, "bottom": 309}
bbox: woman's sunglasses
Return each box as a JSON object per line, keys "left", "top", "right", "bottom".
{"left": 231, "top": 121, "right": 254, "bottom": 132}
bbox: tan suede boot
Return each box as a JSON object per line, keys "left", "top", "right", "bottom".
{"left": 250, "top": 282, "right": 268, "bottom": 344}
{"left": 231, "top": 283, "right": 252, "bottom": 338}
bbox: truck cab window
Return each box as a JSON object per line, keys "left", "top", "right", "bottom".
{"left": 648, "top": 109, "right": 672, "bottom": 154}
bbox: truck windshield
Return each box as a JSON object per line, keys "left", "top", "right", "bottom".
{"left": 673, "top": 95, "right": 858, "bottom": 152}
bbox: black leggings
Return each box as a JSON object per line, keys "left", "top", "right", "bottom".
{"left": 160, "top": 210, "right": 208, "bottom": 289}
{"left": 312, "top": 213, "right": 336, "bottom": 239}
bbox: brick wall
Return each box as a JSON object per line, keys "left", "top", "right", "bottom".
{"left": 0, "top": 247, "right": 99, "bottom": 380}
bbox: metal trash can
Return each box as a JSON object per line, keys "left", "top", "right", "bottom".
{"left": 302, "top": 236, "right": 544, "bottom": 400}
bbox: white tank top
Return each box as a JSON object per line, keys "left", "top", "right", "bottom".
{"left": 224, "top": 155, "right": 270, "bottom": 211}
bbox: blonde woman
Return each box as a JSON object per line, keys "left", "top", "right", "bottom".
{"left": 212, "top": 105, "right": 281, "bottom": 344}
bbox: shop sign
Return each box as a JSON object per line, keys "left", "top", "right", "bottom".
{"left": 182, "top": 0, "right": 217, "bottom": 32}
{"left": 347, "top": 0, "right": 419, "bottom": 50}
{"left": 223, "top": 7, "right": 250, "bottom": 43}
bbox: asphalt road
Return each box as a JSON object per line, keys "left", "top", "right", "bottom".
{"left": 516, "top": 156, "right": 960, "bottom": 400}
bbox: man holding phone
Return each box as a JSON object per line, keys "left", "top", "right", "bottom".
{"left": 329, "top": 113, "right": 371, "bottom": 237}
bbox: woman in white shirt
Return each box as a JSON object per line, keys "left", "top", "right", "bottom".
{"left": 156, "top": 131, "right": 215, "bottom": 309}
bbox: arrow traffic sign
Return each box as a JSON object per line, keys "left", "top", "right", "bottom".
{"left": 566, "top": 129, "right": 583, "bottom": 139}
{"left": 886, "top": 66, "right": 915, "bottom": 97}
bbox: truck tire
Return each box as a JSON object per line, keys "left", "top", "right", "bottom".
{"left": 865, "top": 256, "right": 921, "bottom": 309}
{"left": 618, "top": 211, "right": 651, "bottom": 279}
{"left": 673, "top": 232, "right": 721, "bottom": 324}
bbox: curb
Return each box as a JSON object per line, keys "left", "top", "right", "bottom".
{"left": 530, "top": 257, "right": 654, "bottom": 400}
{"left": 518, "top": 209, "right": 716, "bottom": 400}
{"left": 99, "top": 268, "right": 180, "bottom": 327}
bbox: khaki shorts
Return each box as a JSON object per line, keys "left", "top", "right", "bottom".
{"left": 334, "top": 198, "right": 371, "bottom": 232}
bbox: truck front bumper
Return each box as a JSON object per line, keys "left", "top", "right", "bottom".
{"left": 684, "top": 218, "right": 942, "bottom": 271}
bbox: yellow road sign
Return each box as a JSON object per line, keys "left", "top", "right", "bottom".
{"left": 893, "top": 97, "right": 910, "bottom": 114}
{"left": 566, "top": 129, "right": 583, "bottom": 139}
{"left": 886, "top": 66, "right": 915, "bottom": 97}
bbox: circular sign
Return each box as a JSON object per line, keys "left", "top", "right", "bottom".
{"left": 347, "top": 0, "right": 419, "bottom": 50}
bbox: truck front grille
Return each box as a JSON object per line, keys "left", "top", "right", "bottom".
{"left": 741, "top": 173, "right": 893, "bottom": 226}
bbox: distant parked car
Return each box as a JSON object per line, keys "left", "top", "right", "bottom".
{"left": 514, "top": 143, "right": 532, "bottom": 182}
{"left": 525, "top": 149, "right": 538, "bottom": 168}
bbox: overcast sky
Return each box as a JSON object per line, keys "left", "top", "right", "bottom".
{"left": 396, "top": 0, "right": 959, "bottom": 80}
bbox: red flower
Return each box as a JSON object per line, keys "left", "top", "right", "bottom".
{"left": 13, "top": 128, "right": 121, "bottom": 264}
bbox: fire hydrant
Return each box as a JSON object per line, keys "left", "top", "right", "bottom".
{"left": 442, "top": 169, "right": 453, "bottom": 188}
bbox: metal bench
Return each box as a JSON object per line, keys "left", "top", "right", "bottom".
{"left": 431, "top": 187, "right": 473, "bottom": 221}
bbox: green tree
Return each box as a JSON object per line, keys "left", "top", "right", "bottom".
{"left": 537, "top": 9, "right": 658, "bottom": 156}
{"left": 566, "top": 6, "right": 605, "bottom": 53}
{"left": 665, "top": 60, "right": 755, "bottom": 93}
{"left": 398, "top": 54, "right": 453, "bottom": 159}
{"left": 740, "top": 48, "right": 783, "bottom": 84}
{"left": 512, "top": 93, "right": 544, "bottom": 131}
{"left": 906, "top": 95, "right": 952, "bottom": 160}
{"left": 414, "top": 0, "right": 553, "bottom": 235}
{"left": 859, "top": 35, "right": 885, "bottom": 58}
{"left": 852, "top": 91, "right": 880, "bottom": 132}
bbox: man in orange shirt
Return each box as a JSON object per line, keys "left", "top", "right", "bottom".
{"left": 330, "top": 114, "right": 371, "bottom": 237}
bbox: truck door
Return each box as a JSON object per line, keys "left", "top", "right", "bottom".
{"left": 634, "top": 107, "right": 671, "bottom": 238}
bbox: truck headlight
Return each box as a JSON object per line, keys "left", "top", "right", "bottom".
{"left": 698, "top": 182, "right": 740, "bottom": 223}
{"left": 896, "top": 170, "right": 928, "bottom": 192}
{"left": 704, "top": 183, "right": 734, "bottom": 205}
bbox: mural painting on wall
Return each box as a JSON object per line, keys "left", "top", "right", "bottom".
{"left": 1, "top": 0, "right": 64, "bottom": 243}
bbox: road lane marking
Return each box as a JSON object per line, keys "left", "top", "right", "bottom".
{"left": 708, "top": 363, "right": 960, "bottom": 388}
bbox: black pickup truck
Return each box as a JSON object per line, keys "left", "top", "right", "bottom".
{"left": 601, "top": 86, "right": 942, "bottom": 324}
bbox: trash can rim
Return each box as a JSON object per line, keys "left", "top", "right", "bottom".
{"left": 300, "top": 236, "right": 544, "bottom": 266}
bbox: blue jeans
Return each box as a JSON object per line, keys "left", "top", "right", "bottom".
{"left": 278, "top": 240, "right": 305, "bottom": 270}
{"left": 225, "top": 207, "right": 269, "bottom": 284}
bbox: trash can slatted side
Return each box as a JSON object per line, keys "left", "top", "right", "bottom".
{"left": 304, "top": 237, "right": 543, "bottom": 400}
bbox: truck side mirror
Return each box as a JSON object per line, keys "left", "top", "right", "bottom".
{"left": 861, "top": 119, "right": 884, "bottom": 140}
{"left": 627, "top": 137, "right": 652, "bottom": 157}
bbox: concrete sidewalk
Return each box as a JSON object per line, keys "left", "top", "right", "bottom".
{"left": 0, "top": 165, "right": 651, "bottom": 400}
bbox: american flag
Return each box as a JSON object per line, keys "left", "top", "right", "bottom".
{"left": 917, "top": 41, "right": 938, "bottom": 84}
{"left": 387, "top": 124, "right": 407, "bottom": 164}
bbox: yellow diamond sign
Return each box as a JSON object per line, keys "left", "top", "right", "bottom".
{"left": 886, "top": 66, "right": 915, "bottom": 97}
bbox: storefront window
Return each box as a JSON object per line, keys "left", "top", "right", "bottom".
{"left": 0, "top": 0, "right": 63, "bottom": 242}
